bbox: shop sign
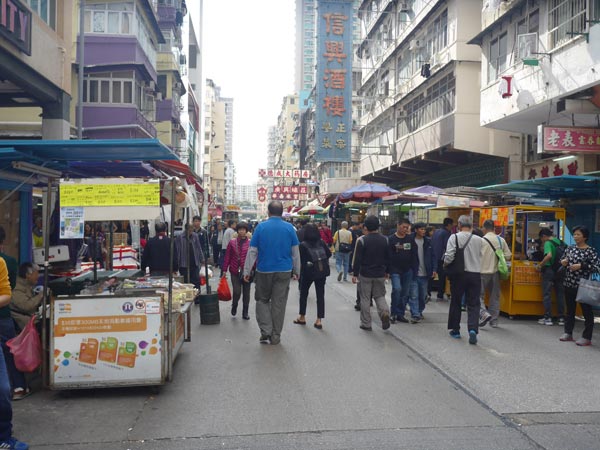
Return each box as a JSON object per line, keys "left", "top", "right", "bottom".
{"left": 0, "top": 0, "right": 32, "bottom": 55}
{"left": 315, "top": 0, "right": 353, "bottom": 162}
{"left": 526, "top": 155, "right": 581, "bottom": 180}
{"left": 537, "top": 125, "right": 600, "bottom": 153}
{"left": 258, "top": 169, "right": 311, "bottom": 179}
{"left": 479, "top": 207, "right": 510, "bottom": 226}
{"left": 436, "top": 195, "right": 471, "bottom": 208}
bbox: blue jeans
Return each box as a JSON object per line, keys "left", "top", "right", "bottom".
{"left": 0, "top": 318, "right": 26, "bottom": 392}
{"left": 391, "top": 271, "right": 418, "bottom": 318}
{"left": 335, "top": 252, "right": 350, "bottom": 279}
{"left": 0, "top": 345, "right": 12, "bottom": 441}
{"left": 412, "top": 276, "right": 429, "bottom": 317}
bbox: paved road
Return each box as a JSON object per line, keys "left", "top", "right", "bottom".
{"left": 12, "top": 267, "right": 600, "bottom": 449}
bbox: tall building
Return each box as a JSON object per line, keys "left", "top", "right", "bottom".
{"left": 354, "top": 0, "right": 519, "bottom": 189}
{"left": 236, "top": 183, "right": 258, "bottom": 205}
{"left": 295, "top": 0, "right": 317, "bottom": 109}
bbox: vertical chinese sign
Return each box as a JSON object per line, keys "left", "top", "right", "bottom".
{"left": 316, "top": 0, "right": 353, "bottom": 162}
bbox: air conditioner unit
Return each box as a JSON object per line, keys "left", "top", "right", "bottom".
{"left": 399, "top": 2, "right": 411, "bottom": 12}
{"left": 409, "top": 39, "right": 422, "bottom": 50}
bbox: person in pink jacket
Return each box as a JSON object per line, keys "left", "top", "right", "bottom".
{"left": 222, "top": 222, "right": 253, "bottom": 320}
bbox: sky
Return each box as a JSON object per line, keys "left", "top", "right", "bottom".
{"left": 202, "top": 0, "right": 296, "bottom": 185}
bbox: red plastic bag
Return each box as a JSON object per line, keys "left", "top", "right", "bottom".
{"left": 217, "top": 276, "right": 232, "bottom": 301}
{"left": 7, "top": 316, "right": 41, "bottom": 372}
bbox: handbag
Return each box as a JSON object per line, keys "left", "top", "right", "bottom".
{"left": 6, "top": 316, "right": 41, "bottom": 372}
{"left": 339, "top": 242, "right": 352, "bottom": 253}
{"left": 217, "top": 276, "right": 232, "bottom": 301}
{"left": 576, "top": 274, "right": 600, "bottom": 307}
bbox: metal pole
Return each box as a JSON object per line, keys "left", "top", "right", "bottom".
{"left": 166, "top": 177, "right": 177, "bottom": 382}
{"left": 77, "top": 0, "right": 85, "bottom": 139}
{"left": 41, "top": 179, "right": 53, "bottom": 387}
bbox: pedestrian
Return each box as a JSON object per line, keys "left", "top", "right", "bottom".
{"left": 387, "top": 218, "right": 418, "bottom": 323}
{"left": 192, "top": 215, "right": 210, "bottom": 261}
{"left": 350, "top": 222, "right": 363, "bottom": 311}
{"left": 220, "top": 220, "right": 237, "bottom": 269}
{"left": 243, "top": 201, "right": 300, "bottom": 345}
{"left": 0, "top": 257, "right": 29, "bottom": 449}
{"left": 444, "top": 215, "right": 483, "bottom": 344}
{"left": 318, "top": 222, "right": 333, "bottom": 246}
{"left": 432, "top": 218, "right": 453, "bottom": 301}
{"left": 293, "top": 224, "right": 331, "bottom": 329}
{"left": 0, "top": 228, "right": 16, "bottom": 290}
{"left": 352, "top": 215, "right": 391, "bottom": 332}
{"left": 211, "top": 222, "right": 223, "bottom": 268}
{"left": 296, "top": 219, "right": 309, "bottom": 243}
{"left": 537, "top": 228, "right": 566, "bottom": 326}
{"left": 10, "top": 263, "right": 45, "bottom": 333}
{"left": 222, "top": 222, "right": 252, "bottom": 320}
{"left": 411, "top": 222, "right": 436, "bottom": 322}
{"left": 141, "top": 222, "right": 176, "bottom": 276}
{"left": 333, "top": 221, "right": 352, "bottom": 282}
{"left": 479, "top": 220, "right": 511, "bottom": 328}
{"left": 558, "top": 225, "right": 600, "bottom": 346}
{"left": 32, "top": 216, "right": 43, "bottom": 249}
{"left": 175, "top": 224, "right": 204, "bottom": 289}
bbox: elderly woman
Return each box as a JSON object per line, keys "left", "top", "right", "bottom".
{"left": 559, "top": 225, "right": 600, "bottom": 346}
{"left": 10, "top": 263, "right": 44, "bottom": 333}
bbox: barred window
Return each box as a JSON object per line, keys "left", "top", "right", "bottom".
{"left": 548, "top": 0, "right": 588, "bottom": 49}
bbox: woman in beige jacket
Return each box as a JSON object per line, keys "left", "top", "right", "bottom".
{"left": 10, "top": 263, "right": 44, "bottom": 332}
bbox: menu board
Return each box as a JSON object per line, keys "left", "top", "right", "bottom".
{"left": 60, "top": 183, "right": 159, "bottom": 207}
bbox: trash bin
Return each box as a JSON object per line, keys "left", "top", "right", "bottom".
{"left": 198, "top": 293, "right": 220, "bottom": 325}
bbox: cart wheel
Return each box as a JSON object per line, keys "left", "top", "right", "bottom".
{"left": 509, "top": 315, "right": 515, "bottom": 320}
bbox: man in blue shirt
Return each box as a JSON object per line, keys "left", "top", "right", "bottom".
{"left": 431, "top": 217, "right": 453, "bottom": 301}
{"left": 244, "top": 201, "right": 300, "bottom": 345}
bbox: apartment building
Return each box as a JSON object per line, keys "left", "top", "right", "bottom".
{"left": 356, "top": 0, "right": 519, "bottom": 189}
{"left": 236, "top": 183, "right": 258, "bottom": 205}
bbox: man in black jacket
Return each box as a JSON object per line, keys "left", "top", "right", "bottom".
{"left": 192, "top": 215, "right": 210, "bottom": 260}
{"left": 352, "top": 215, "right": 391, "bottom": 331}
{"left": 141, "top": 222, "right": 177, "bottom": 276}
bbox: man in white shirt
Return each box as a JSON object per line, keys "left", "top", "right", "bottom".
{"left": 443, "top": 215, "right": 483, "bottom": 344}
{"left": 479, "top": 220, "right": 511, "bottom": 328}
{"left": 220, "top": 219, "right": 237, "bottom": 269}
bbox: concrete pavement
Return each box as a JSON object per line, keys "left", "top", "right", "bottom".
{"left": 11, "top": 266, "right": 600, "bottom": 449}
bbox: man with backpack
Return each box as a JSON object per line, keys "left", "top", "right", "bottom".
{"left": 333, "top": 221, "right": 352, "bottom": 282}
{"left": 479, "top": 220, "right": 512, "bottom": 328}
{"left": 538, "top": 228, "right": 566, "bottom": 325}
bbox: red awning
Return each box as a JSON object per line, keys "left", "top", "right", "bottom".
{"left": 153, "top": 160, "right": 203, "bottom": 192}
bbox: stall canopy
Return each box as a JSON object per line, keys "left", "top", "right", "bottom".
{"left": 479, "top": 175, "right": 600, "bottom": 200}
{"left": 152, "top": 160, "right": 203, "bottom": 192}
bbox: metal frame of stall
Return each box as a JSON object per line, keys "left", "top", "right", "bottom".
{"left": 41, "top": 176, "right": 190, "bottom": 389}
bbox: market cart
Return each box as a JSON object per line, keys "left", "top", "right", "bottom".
{"left": 473, "top": 205, "right": 566, "bottom": 317}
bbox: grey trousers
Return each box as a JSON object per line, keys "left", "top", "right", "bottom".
{"left": 254, "top": 271, "right": 292, "bottom": 340}
{"left": 359, "top": 275, "right": 389, "bottom": 328}
{"left": 480, "top": 272, "right": 500, "bottom": 320}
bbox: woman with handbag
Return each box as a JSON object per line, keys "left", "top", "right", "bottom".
{"left": 222, "top": 222, "right": 252, "bottom": 320}
{"left": 559, "top": 225, "right": 600, "bottom": 346}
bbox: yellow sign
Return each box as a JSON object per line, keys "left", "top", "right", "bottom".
{"left": 60, "top": 183, "right": 160, "bottom": 207}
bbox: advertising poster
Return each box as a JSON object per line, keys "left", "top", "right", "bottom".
{"left": 51, "top": 296, "right": 163, "bottom": 387}
{"left": 59, "top": 207, "right": 85, "bottom": 239}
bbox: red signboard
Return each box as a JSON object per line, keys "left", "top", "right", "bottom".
{"left": 538, "top": 126, "right": 600, "bottom": 153}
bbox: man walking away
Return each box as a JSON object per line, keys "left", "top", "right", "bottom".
{"left": 333, "top": 221, "right": 352, "bottom": 282}
{"left": 244, "top": 201, "right": 300, "bottom": 345}
{"left": 352, "top": 215, "right": 391, "bottom": 332}
{"left": 432, "top": 218, "right": 453, "bottom": 301}
{"left": 220, "top": 220, "right": 237, "bottom": 270}
{"left": 350, "top": 223, "right": 364, "bottom": 311}
{"left": 142, "top": 222, "right": 177, "bottom": 276}
{"left": 388, "top": 219, "right": 418, "bottom": 323}
{"left": 444, "top": 215, "right": 483, "bottom": 344}
{"left": 538, "top": 228, "right": 566, "bottom": 325}
{"left": 479, "top": 220, "right": 511, "bottom": 328}
{"left": 412, "top": 222, "right": 436, "bottom": 322}
{"left": 175, "top": 224, "right": 204, "bottom": 289}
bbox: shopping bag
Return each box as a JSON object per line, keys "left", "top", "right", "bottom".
{"left": 6, "top": 316, "right": 41, "bottom": 373}
{"left": 576, "top": 275, "right": 600, "bottom": 307}
{"left": 217, "top": 276, "right": 232, "bottom": 301}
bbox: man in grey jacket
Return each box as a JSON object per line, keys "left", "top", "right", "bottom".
{"left": 444, "top": 215, "right": 483, "bottom": 344}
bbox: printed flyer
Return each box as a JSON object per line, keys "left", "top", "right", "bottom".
{"left": 51, "top": 296, "right": 163, "bottom": 387}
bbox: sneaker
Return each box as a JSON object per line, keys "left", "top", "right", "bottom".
{"left": 558, "top": 317, "right": 565, "bottom": 326}
{"left": 11, "top": 388, "right": 31, "bottom": 401}
{"left": 337, "top": 272, "right": 343, "bottom": 282}
{"left": 270, "top": 335, "right": 281, "bottom": 345}
{"left": 0, "top": 437, "right": 29, "bottom": 450}
{"left": 381, "top": 312, "right": 390, "bottom": 330}
{"left": 479, "top": 313, "right": 492, "bottom": 328}
{"left": 559, "top": 333, "right": 574, "bottom": 342}
{"left": 575, "top": 338, "right": 592, "bottom": 346}
{"left": 449, "top": 330, "right": 461, "bottom": 339}
{"left": 231, "top": 307, "right": 237, "bottom": 317}
{"left": 490, "top": 319, "right": 498, "bottom": 328}
{"left": 469, "top": 330, "right": 478, "bottom": 345}
{"left": 259, "top": 334, "right": 270, "bottom": 344}
{"left": 425, "top": 295, "right": 431, "bottom": 305}
{"left": 410, "top": 316, "right": 422, "bottom": 324}
{"left": 538, "top": 317, "right": 553, "bottom": 325}
{"left": 359, "top": 325, "right": 372, "bottom": 331}
{"left": 396, "top": 316, "right": 409, "bottom": 323}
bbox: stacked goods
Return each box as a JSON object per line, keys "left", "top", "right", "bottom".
{"left": 112, "top": 246, "right": 139, "bottom": 269}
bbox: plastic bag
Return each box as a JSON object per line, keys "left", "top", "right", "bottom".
{"left": 217, "top": 276, "right": 232, "bottom": 301}
{"left": 6, "top": 316, "right": 41, "bottom": 372}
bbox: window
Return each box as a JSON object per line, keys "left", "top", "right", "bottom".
{"left": 84, "top": 3, "right": 134, "bottom": 35}
{"left": 488, "top": 32, "right": 508, "bottom": 82}
{"left": 548, "top": 0, "right": 587, "bottom": 49}
{"left": 26, "top": 0, "right": 56, "bottom": 29}
{"left": 83, "top": 71, "right": 136, "bottom": 106}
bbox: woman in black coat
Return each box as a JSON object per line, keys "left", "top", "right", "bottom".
{"left": 293, "top": 224, "right": 331, "bottom": 329}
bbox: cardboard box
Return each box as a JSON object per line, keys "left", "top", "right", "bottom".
{"left": 33, "top": 245, "right": 70, "bottom": 264}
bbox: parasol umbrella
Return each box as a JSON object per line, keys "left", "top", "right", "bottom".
{"left": 298, "top": 205, "right": 325, "bottom": 215}
{"left": 338, "top": 183, "right": 400, "bottom": 203}
{"left": 401, "top": 185, "right": 443, "bottom": 197}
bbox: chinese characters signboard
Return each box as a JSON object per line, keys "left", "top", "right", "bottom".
{"left": 258, "top": 169, "right": 311, "bottom": 179}
{"left": 537, "top": 125, "right": 600, "bottom": 153}
{"left": 271, "top": 185, "right": 309, "bottom": 201}
{"left": 315, "top": 0, "right": 353, "bottom": 162}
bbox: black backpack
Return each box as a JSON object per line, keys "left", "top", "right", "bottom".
{"left": 444, "top": 233, "right": 473, "bottom": 277}
{"left": 302, "top": 242, "right": 330, "bottom": 280}
{"left": 549, "top": 239, "right": 567, "bottom": 276}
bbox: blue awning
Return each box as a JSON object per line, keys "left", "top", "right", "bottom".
{"left": 478, "top": 175, "right": 600, "bottom": 200}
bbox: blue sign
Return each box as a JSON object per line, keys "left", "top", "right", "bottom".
{"left": 315, "top": 0, "right": 353, "bottom": 162}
